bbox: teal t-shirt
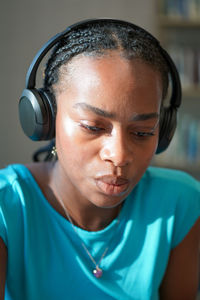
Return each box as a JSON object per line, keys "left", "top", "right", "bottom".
{"left": 0, "top": 164, "right": 200, "bottom": 300}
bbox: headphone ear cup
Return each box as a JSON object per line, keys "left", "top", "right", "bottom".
{"left": 156, "top": 107, "right": 177, "bottom": 154}
{"left": 19, "top": 88, "right": 56, "bottom": 141}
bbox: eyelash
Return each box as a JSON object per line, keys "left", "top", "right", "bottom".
{"left": 134, "top": 132, "right": 155, "bottom": 137}
{"left": 80, "top": 124, "right": 105, "bottom": 133}
{"left": 80, "top": 124, "right": 155, "bottom": 138}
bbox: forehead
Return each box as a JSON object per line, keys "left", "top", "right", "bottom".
{"left": 56, "top": 52, "right": 162, "bottom": 115}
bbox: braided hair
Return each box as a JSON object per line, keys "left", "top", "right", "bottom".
{"left": 33, "top": 20, "right": 169, "bottom": 162}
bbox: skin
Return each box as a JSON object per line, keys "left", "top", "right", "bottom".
{"left": 0, "top": 51, "right": 199, "bottom": 299}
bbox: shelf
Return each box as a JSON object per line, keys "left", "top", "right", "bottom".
{"left": 158, "top": 15, "right": 200, "bottom": 28}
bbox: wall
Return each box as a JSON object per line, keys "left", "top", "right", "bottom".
{"left": 0, "top": 0, "right": 157, "bottom": 168}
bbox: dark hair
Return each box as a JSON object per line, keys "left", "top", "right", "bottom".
{"left": 33, "top": 20, "right": 169, "bottom": 162}
{"left": 44, "top": 21, "right": 169, "bottom": 99}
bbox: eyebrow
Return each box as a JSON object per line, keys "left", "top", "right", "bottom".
{"left": 73, "top": 102, "right": 159, "bottom": 121}
{"left": 73, "top": 102, "right": 115, "bottom": 118}
{"left": 131, "top": 112, "right": 159, "bottom": 121}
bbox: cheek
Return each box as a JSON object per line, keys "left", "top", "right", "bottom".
{"left": 56, "top": 116, "right": 79, "bottom": 158}
{"left": 58, "top": 116, "right": 77, "bottom": 138}
{"left": 148, "top": 132, "right": 159, "bottom": 154}
{"left": 135, "top": 133, "right": 159, "bottom": 165}
{"left": 55, "top": 115, "right": 97, "bottom": 164}
{"left": 150, "top": 132, "right": 159, "bottom": 152}
{"left": 145, "top": 135, "right": 159, "bottom": 161}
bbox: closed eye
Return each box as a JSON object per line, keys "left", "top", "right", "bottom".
{"left": 80, "top": 123, "right": 156, "bottom": 138}
{"left": 133, "top": 131, "right": 156, "bottom": 138}
{"left": 80, "top": 124, "right": 105, "bottom": 134}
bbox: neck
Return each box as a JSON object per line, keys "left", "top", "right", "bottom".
{"left": 50, "top": 161, "right": 122, "bottom": 231}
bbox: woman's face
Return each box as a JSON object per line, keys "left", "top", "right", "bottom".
{"left": 55, "top": 52, "right": 162, "bottom": 208}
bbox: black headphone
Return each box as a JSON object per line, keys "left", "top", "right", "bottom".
{"left": 19, "top": 18, "right": 182, "bottom": 154}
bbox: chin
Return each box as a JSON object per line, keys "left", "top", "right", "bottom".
{"left": 89, "top": 191, "right": 129, "bottom": 209}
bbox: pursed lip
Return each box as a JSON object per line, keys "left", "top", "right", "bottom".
{"left": 95, "top": 175, "right": 130, "bottom": 196}
{"left": 96, "top": 175, "right": 129, "bottom": 185}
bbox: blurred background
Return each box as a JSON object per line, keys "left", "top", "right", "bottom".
{"left": 0, "top": 0, "right": 200, "bottom": 180}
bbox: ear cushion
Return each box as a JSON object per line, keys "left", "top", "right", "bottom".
{"left": 156, "top": 107, "right": 177, "bottom": 154}
{"left": 19, "top": 88, "right": 55, "bottom": 141}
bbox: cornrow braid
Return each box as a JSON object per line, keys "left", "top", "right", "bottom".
{"left": 44, "top": 25, "right": 119, "bottom": 91}
{"left": 44, "top": 21, "right": 169, "bottom": 98}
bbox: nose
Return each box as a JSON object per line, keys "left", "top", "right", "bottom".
{"left": 99, "top": 130, "right": 133, "bottom": 167}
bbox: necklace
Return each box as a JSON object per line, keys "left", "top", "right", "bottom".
{"left": 56, "top": 196, "right": 121, "bottom": 278}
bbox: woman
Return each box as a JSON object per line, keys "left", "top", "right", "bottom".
{"left": 0, "top": 19, "right": 200, "bottom": 300}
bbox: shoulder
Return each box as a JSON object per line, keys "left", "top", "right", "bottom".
{"left": 144, "top": 166, "right": 199, "bottom": 185}
{"left": 128, "top": 167, "right": 200, "bottom": 223}
{"left": 0, "top": 164, "right": 31, "bottom": 245}
{"left": 0, "top": 163, "right": 47, "bottom": 210}
{"left": 0, "top": 164, "right": 28, "bottom": 193}
{"left": 0, "top": 164, "right": 33, "bottom": 209}
{"left": 0, "top": 163, "right": 50, "bottom": 244}
{"left": 142, "top": 166, "right": 200, "bottom": 196}
{"left": 0, "top": 162, "right": 54, "bottom": 214}
{"left": 140, "top": 166, "right": 200, "bottom": 219}
{"left": 0, "top": 162, "right": 52, "bottom": 191}
{"left": 140, "top": 167, "right": 200, "bottom": 247}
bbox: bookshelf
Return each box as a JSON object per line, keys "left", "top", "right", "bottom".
{"left": 153, "top": 0, "right": 200, "bottom": 179}
{"left": 158, "top": 0, "right": 200, "bottom": 21}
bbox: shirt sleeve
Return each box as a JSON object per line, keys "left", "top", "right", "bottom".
{"left": 171, "top": 174, "right": 200, "bottom": 248}
{"left": 0, "top": 188, "right": 9, "bottom": 246}
{"left": 0, "top": 167, "right": 16, "bottom": 247}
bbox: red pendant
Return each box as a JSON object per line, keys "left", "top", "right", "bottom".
{"left": 93, "top": 267, "right": 103, "bottom": 278}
